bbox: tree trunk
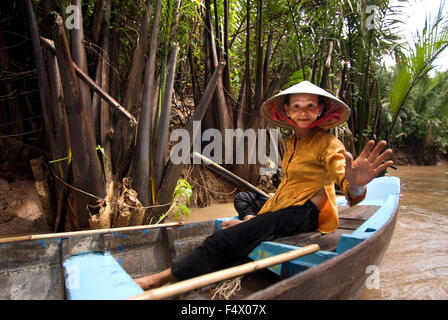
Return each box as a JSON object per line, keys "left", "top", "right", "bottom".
{"left": 154, "top": 44, "right": 179, "bottom": 193}
{"left": 262, "top": 34, "right": 273, "bottom": 102}
{"left": 149, "top": 61, "right": 226, "bottom": 223}
{"left": 188, "top": 45, "right": 201, "bottom": 107}
{"left": 236, "top": 74, "right": 247, "bottom": 129}
{"left": 112, "top": 0, "right": 152, "bottom": 178}
{"left": 52, "top": 14, "right": 106, "bottom": 230}
{"left": 253, "top": 0, "right": 264, "bottom": 110}
{"left": 320, "top": 40, "right": 334, "bottom": 89}
{"left": 204, "top": 0, "right": 232, "bottom": 135}
{"left": 91, "top": 0, "right": 106, "bottom": 46}
{"left": 24, "top": 0, "right": 56, "bottom": 160}
{"left": 71, "top": 0, "right": 92, "bottom": 121}
{"left": 43, "top": 43, "right": 70, "bottom": 232}
{"left": 131, "top": 0, "right": 162, "bottom": 209}
{"left": 223, "top": 0, "right": 234, "bottom": 117}
{"left": 244, "top": 0, "right": 252, "bottom": 114}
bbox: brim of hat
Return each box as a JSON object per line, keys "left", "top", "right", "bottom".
{"left": 260, "top": 81, "right": 350, "bottom": 130}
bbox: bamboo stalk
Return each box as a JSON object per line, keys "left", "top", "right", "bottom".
{"left": 129, "top": 244, "right": 320, "bottom": 300}
{"left": 0, "top": 222, "right": 182, "bottom": 244}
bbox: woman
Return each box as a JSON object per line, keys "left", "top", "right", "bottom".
{"left": 134, "top": 81, "right": 393, "bottom": 289}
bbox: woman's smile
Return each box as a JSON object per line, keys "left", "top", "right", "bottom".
{"left": 284, "top": 93, "right": 323, "bottom": 129}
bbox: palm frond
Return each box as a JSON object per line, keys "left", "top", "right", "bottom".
{"left": 389, "top": 0, "right": 448, "bottom": 131}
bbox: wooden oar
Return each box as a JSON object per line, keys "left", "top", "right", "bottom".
{"left": 0, "top": 222, "right": 182, "bottom": 244}
{"left": 129, "top": 243, "right": 320, "bottom": 300}
{"left": 193, "top": 152, "right": 271, "bottom": 199}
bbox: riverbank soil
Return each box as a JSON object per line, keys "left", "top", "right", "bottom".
{"left": 0, "top": 178, "right": 50, "bottom": 237}
{"left": 0, "top": 164, "right": 255, "bottom": 236}
{"left": 390, "top": 145, "right": 447, "bottom": 165}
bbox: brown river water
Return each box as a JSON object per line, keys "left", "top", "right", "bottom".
{"left": 358, "top": 163, "right": 448, "bottom": 300}
{"left": 188, "top": 162, "right": 448, "bottom": 300}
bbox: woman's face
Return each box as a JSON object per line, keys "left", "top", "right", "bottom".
{"left": 284, "top": 93, "right": 324, "bottom": 129}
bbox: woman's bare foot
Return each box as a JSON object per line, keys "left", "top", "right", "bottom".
{"left": 134, "top": 268, "right": 176, "bottom": 290}
{"left": 221, "top": 219, "right": 243, "bottom": 229}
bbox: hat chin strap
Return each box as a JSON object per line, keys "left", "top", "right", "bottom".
{"left": 306, "top": 109, "right": 342, "bottom": 129}
{"left": 270, "top": 105, "right": 342, "bottom": 129}
{"left": 270, "top": 105, "right": 299, "bottom": 128}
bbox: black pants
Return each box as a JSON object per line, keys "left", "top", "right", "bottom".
{"left": 171, "top": 200, "right": 319, "bottom": 281}
{"left": 233, "top": 191, "right": 269, "bottom": 220}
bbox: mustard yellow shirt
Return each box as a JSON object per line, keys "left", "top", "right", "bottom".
{"left": 257, "top": 128, "right": 366, "bottom": 234}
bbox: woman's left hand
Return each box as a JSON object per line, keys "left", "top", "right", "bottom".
{"left": 344, "top": 140, "right": 393, "bottom": 188}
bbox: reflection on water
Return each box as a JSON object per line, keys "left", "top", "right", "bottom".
{"left": 359, "top": 163, "right": 448, "bottom": 300}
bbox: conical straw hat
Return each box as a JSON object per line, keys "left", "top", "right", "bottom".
{"left": 260, "top": 81, "right": 350, "bottom": 130}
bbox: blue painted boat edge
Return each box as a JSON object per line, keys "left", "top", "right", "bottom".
{"left": 335, "top": 176, "right": 400, "bottom": 253}
{"left": 357, "top": 176, "right": 400, "bottom": 206}
{"left": 248, "top": 241, "right": 338, "bottom": 276}
{"left": 336, "top": 193, "right": 399, "bottom": 253}
{"left": 63, "top": 252, "right": 144, "bottom": 300}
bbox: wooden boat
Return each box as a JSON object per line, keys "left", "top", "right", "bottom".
{"left": 0, "top": 176, "right": 399, "bottom": 300}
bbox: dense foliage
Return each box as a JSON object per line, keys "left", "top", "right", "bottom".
{"left": 1, "top": 0, "right": 447, "bottom": 230}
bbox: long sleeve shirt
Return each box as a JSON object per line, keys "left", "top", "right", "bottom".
{"left": 257, "top": 128, "right": 366, "bottom": 234}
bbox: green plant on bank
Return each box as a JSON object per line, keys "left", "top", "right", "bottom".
{"left": 156, "top": 179, "right": 194, "bottom": 224}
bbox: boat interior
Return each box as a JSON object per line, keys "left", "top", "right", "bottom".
{"left": 183, "top": 203, "right": 380, "bottom": 300}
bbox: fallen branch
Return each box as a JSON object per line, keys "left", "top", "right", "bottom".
{"left": 193, "top": 152, "right": 270, "bottom": 199}
{"left": 40, "top": 36, "right": 137, "bottom": 127}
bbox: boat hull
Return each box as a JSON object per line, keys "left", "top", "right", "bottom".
{"left": 0, "top": 177, "right": 400, "bottom": 300}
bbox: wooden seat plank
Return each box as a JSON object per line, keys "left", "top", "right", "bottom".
{"left": 338, "top": 218, "right": 366, "bottom": 230}
{"left": 338, "top": 205, "right": 379, "bottom": 220}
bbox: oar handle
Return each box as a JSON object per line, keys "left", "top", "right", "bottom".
{"left": 129, "top": 243, "right": 320, "bottom": 300}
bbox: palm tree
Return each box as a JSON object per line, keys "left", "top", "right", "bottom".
{"left": 392, "top": 70, "right": 448, "bottom": 163}
{"left": 389, "top": 0, "right": 448, "bottom": 132}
